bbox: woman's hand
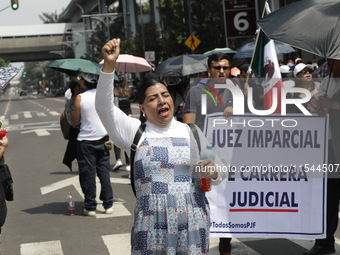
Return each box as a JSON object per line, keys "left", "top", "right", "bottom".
{"left": 102, "top": 38, "right": 121, "bottom": 73}
{"left": 199, "top": 159, "right": 218, "bottom": 179}
{"left": 223, "top": 106, "right": 233, "bottom": 117}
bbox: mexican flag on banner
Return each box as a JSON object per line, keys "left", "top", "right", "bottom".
{"left": 252, "top": 3, "right": 283, "bottom": 113}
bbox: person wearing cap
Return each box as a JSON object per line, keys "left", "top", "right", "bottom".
{"left": 295, "top": 57, "right": 303, "bottom": 65}
{"left": 293, "top": 63, "right": 319, "bottom": 95}
{"left": 279, "top": 65, "right": 290, "bottom": 79}
{"left": 71, "top": 72, "right": 125, "bottom": 216}
{"left": 286, "top": 63, "right": 319, "bottom": 114}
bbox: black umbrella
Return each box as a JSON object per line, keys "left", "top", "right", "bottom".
{"left": 257, "top": 0, "right": 340, "bottom": 60}
{"left": 233, "top": 40, "right": 295, "bottom": 58}
{"left": 154, "top": 54, "right": 208, "bottom": 77}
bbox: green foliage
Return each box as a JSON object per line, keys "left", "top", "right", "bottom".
{"left": 158, "top": 0, "right": 188, "bottom": 59}
{"left": 39, "top": 12, "right": 58, "bottom": 24}
{"left": 0, "top": 58, "right": 10, "bottom": 67}
{"left": 189, "top": 1, "right": 227, "bottom": 53}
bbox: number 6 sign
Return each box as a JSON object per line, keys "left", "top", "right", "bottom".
{"left": 223, "top": 0, "right": 257, "bottom": 38}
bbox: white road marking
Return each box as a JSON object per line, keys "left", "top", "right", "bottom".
{"left": 49, "top": 111, "right": 60, "bottom": 116}
{"left": 20, "top": 240, "right": 63, "bottom": 255}
{"left": 103, "top": 233, "right": 131, "bottom": 254}
{"left": 21, "top": 129, "right": 51, "bottom": 136}
{"left": 10, "top": 114, "right": 19, "bottom": 120}
{"left": 41, "top": 176, "right": 131, "bottom": 218}
{"left": 40, "top": 176, "right": 82, "bottom": 196}
{"left": 96, "top": 203, "right": 131, "bottom": 219}
{"left": 110, "top": 177, "right": 131, "bottom": 184}
{"left": 37, "top": 112, "right": 47, "bottom": 117}
{"left": 23, "top": 111, "right": 32, "bottom": 118}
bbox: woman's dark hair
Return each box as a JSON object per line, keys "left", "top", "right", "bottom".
{"left": 69, "top": 79, "right": 80, "bottom": 97}
{"left": 137, "top": 73, "right": 168, "bottom": 104}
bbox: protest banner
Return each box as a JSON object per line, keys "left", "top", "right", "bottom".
{"left": 204, "top": 114, "right": 329, "bottom": 239}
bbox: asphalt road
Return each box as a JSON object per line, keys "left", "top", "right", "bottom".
{"left": 0, "top": 92, "right": 339, "bottom": 255}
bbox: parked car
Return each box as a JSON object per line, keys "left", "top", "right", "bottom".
{"left": 32, "top": 90, "right": 39, "bottom": 95}
{"left": 19, "top": 90, "right": 27, "bottom": 96}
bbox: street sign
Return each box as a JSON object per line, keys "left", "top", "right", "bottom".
{"left": 224, "top": 0, "right": 257, "bottom": 38}
{"left": 184, "top": 34, "right": 201, "bottom": 51}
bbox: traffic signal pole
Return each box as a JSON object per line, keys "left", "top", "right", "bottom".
{"left": 11, "top": 0, "right": 18, "bottom": 10}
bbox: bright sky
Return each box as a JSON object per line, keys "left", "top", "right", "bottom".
{"left": 0, "top": 0, "right": 71, "bottom": 26}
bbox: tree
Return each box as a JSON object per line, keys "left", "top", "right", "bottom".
{"left": 39, "top": 12, "right": 58, "bottom": 24}
{"left": 0, "top": 58, "right": 10, "bottom": 67}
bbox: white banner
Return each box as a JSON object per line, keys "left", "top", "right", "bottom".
{"left": 204, "top": 114, "right": 329, "bottom": 239}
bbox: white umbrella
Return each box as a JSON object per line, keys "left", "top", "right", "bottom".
{"left": 203, "top": 47, "right": 236, "bottom": 56}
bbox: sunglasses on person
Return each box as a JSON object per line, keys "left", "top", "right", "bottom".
{"left": 298, "top": 68, "right": 313, "bottom": 75}
{"left": 211, "top": 66, "right": 230, "bottom": 71}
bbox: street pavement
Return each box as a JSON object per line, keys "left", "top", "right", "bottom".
{"left": 0, "top": 94, "right": 340, "bottom": 254}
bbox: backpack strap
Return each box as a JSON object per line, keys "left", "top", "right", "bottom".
{"left": 130, "top": 123, "right": 146, "bottom": 197}
{"left": 186, "top": 123, "right": 201, "bottom": 152}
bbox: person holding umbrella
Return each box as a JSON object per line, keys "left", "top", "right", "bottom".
{"left": 71, "top": 72, "right": 125, "bottom": 216}
{"left": 304, "top": 59, "right": 340, "bottom": 255}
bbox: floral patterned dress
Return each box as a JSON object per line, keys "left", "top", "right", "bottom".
{"left": 131, "top": 136, "right": 210, "bottom": 255}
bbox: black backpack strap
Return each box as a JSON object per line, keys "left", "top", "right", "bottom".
{"left": 130, "top": 123, "right": 146, "bottom": 197}
{"left": 186, "top": 123, "right": 201, "bottom": 152}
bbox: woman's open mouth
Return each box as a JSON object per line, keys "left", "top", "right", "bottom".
{"left": 158, "top": 107, "right": 170, "bottom": 117}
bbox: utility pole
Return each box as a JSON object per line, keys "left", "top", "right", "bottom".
{"left": 139, "top": 0, "right": 146, "bottom": 53}
{"left": 81, "top": 13, "right": 122, "bottom": 42}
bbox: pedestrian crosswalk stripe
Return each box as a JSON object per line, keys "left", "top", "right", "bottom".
{"left": 10, "top": 114, "right": 19, "bottom": 120}
{"left": 23, "top": 111, "right": 32, "bottom": 118}
{"left": 49, "top": 111, "right": 60, "bottom": 116}
{"left": 102, "top": 233, "right": 130, "bottom": 254}
{"left": 95, "top": 203, "right": 132, "bottom": 219}
{"left": 6, "top": 111, "right": 62, "bottom": 120}
{"left": 110, "top": 177, "right": 131, "bottom": 184}
{"left": 20, "top": 240, "right": 63, "bottom": 255}
{"left": 37, "top": 112, "right": 47, "bottom": 117}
